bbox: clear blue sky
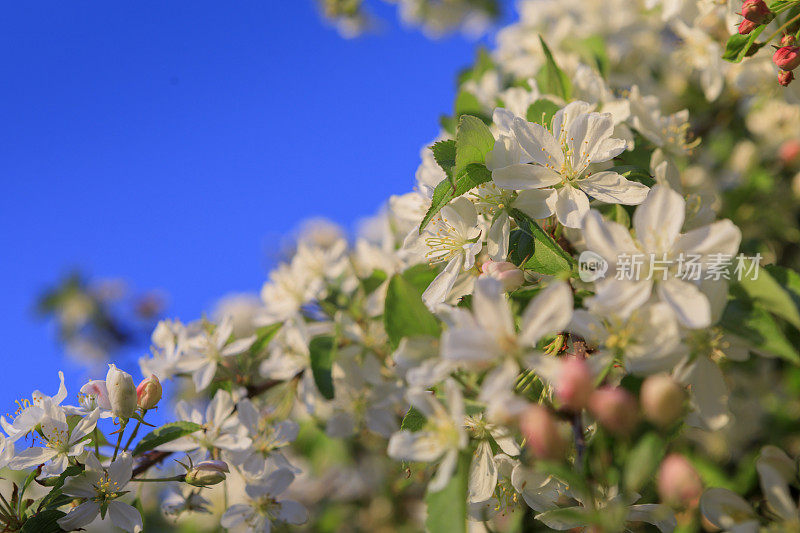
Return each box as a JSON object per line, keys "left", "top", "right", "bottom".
{"left": 0, "top": 2, "right": 512, "bottom": 416}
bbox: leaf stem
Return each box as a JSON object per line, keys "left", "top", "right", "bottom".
{"left": 764, "top": 11, "right": 800, "bottom": 44}
{"left": 112, "top": 420, "right": 127, "bottom": 462}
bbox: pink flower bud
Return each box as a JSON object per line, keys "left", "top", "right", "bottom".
{"left": 781, "top": 34, "right": 797, "bottom": 47}
{"left": 780, "top": 139, "right": 800, "bottom": 166}
{"left": 480, "top": 261, "right": 524, "bottom": 291}
{"left": 185, "top": 460, "right": 229, "bottom": 487}
{"left": 657, "top": 454, "right": 703, "bottom": 508}
{"left": 589, "top": 387, "right": 639, "bottom": 436}
{"left": 136, "top": 375, "right": 162, "bottom": 410}
{"left": 774, "top": 46, "right": 800, "bottom": 71}
{"left": 519, "top": 405, "right": 566, "bottom": 460}
{"left": 738, "top": 19, "right": 758, "bottom": 34}
{"left": 740, "top": 0, "right": 771, "bottom": 23}
{"left": 555, "top": 357, "right": 594, "bottom": 412}
{"left": 640, "top": 374, "right": 685, "bottom": 428}
{"left": 779, "top": 69, "right": 795, "bottom": 87}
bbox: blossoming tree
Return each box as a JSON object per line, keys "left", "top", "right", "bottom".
{"left": 4, "top": 0, "right": 800, "bottom": 531}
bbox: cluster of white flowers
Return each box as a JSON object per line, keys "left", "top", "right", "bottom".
{"left": 4, "top": 1, "right": 800, "bottom": 532}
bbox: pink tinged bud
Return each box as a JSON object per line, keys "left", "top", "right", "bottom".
{"left": 774, "top": 46, "right": 800, "bottom": 71}
{"left": 185, "top": 460, "right": 229, "bottom": 487}
{"left": 106, "top": 364, "right": 137, "bottom": 419}
{"left": 778, "top": 69, "right": 795, "bottom": 87}
{"left": 136, "top": 375, "right": 162, "bottom": 410}
{"left": 657, "top": 454, "right": 703, "bottom": 509}
{"left": 780, "top": 139, "right": 800, "bottom": 165}
{"left": 738, "top": 18, "right": 758, "bottom": 34}
{"left": 589, "top": 387, "right": 639, "bottom": 436}
{"left": 519, "top": 405, "right": 566, "bottom": 460}
{"left": 740, "top": 0, "right": 771, "bottom": 23}
{"left": 480, "top": 261, "right": 524, "bottom": 291}
{"left": 555, "top": 357, "right": 594, "bottom": 411}
{"left": 640, "top": 374, "right": 685, "bottom": 428}
{"left": 781, "top": 34, "right": 797, "bottom": 47}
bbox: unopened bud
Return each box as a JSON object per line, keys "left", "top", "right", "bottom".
{"left": 781, "top": 34, "right": 797, "bottom": 47}
{"left": 779, "top": 69, "right": 795, "bottom": 87}
{"left": 740, "top": 0, "right": 771, "bottom": 23}
{"left": 640, "top": 374, "right": 685, "bottom": 428}
{"left": 480, "top": 261, "right": 524, "bottom": 291}
{"left": 185, "top": 460, "right": 229, "bottom": 487}
{"left": 106, "top": 364, "right": 137, "bottom": 419}
{"left": 738, "top": 18, "right": 758, "bottom": 34}
{"left": 657, "top": 454, "right": 703, "bottom": 509}
{"left": 555, "top": 357, "right": 594, "bottom": 412}
{"left": 774, "top": 46, "right": 800, "bottom": 71}
{"left": 589, "top": 387, "right": 639, "bottom": 436}
{"left": 519, "top": 405, "right": 566, "bottom": 460}
{"left": 780, "top": 140, "right": 800, "bottom": 166}
{"left": 136, "top": 375, "right": 162, "bottom": 410}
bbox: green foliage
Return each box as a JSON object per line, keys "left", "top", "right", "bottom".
{"left": 361, "top": 269, "right": 388, "bottom": 295}
{"left": 20, "top": 510, "right": 66, "bottom": 533}
{"left": 454, "top": 90, "right": 489, "bottom": 122}
{"left": 250, "top": 323, "right": 283, "bottom": 354}
{"left": 623, "top": 432, "right": 666, "bottom": 493}
{"left": 607, "top": 165, "right": 655, "bottom": 187}
{"left": 425, "top": 452, "right": 470, "bottom": 533}
{"left": 536, "top": 36, "right": 572, "bottom": 101}
{"left": 384, "top": 274, "right": 441, "bottom": 349}
{"left": 526, "top": 99, "right": 560, "bottom": 126}
{"left": 509, "top": 209, "right": 575, "bottom": 276}
{"left": 431, "top": 140, "right": 457, "bottom": 177}
{"left": 309, "top": 335, "right": 337, "bottom": 400}
{"left": 720, "top": 299, "right": 800, "bottom": 363}
{"left": 420, "top": 116, "right": 494, "bottom": 232}
{"left": 400, "top": 406, "right": 427, "bottom": 432}
{"left": 400, "top": 264, "right": 441, "bottom": 295}
{"left": 132, "top": 422, "right": 203, "bottom": 456}
{"left": 565, "top": 35, "right": 609, "bottom": 78}
{"left": 722, "top": 26, "right": 766, "bottom": 63}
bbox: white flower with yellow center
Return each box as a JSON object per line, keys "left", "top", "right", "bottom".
{"left": 9, "top": 405, "right": 100, "bottom": 477}
{"left": 405, "top": 197, "right": 483, "bottom": 307}
{"left": 489, "top": 101, "right": 649, "bottom": 228}
{"left": 56, "top": 452, "right": 142, "bottom": 533}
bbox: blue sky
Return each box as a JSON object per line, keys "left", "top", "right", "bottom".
{"left": 0, "top": 2, "right": 512, "bottom": 417}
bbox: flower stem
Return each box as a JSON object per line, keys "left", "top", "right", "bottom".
{"left": 123, "top": 413, "right": 146, "bottom": 452}
{"left": 764, "top": 11, "right": 800, "bottom": 44}
{"left": 130, "top": 475, "right": 185, "bottom": 483}
{"left": 112, "top": 420, "right": 127, "bottom": 462}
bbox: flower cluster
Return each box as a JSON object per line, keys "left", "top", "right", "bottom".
{"left": 3, "top": 1, "right": 800, "bottom": 532}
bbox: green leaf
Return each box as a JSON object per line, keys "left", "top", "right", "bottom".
{"left": 431, "top": 140, "right": 457, "bottom": 177}
{"left": 720, "top": 299, "right": 800, "bottom": 363}
{"left": 526, "top": 99, "right": 560, "bottom": 127}
{"left": 509, "top": 209, "right": 575, "bottom": 275}
{"left": 401, "top": 264, "right": 441, "bottom": 295}
{"left": 361, "top": 269, "right": 388, "bottom": 295}
{"left": 384, "top": 274, "right": 442, "bottom": 349}
{"left": 454, "top": 90, "right": 486, "bottom": 120}
{"left": 419, "top": 115, "right": 495, "bottom": 232}
{"left": 624, "top": 432, "right": 666, "bottom": 493}
{"left": 454, "top": 115, "right": 495, "bottom": 178}
{"left": 736, "top": 263, "right": 800, "bottom": 331}
{"left": 132, "top": 421, "right": 203, "bottom": 456}
{"left": 606, "top": 165, "right": 655, "bottom": 187}
{"left": 21, "top": 510, "right": 66, "bottom": 533}
{"left": 425, "top": 452, "right": 469, "bottom": 533}
{"left": 722, "top": 26, "right": 766, "bottom": 63}
{"left": 419, "top": 163, "right": 492, "bottom": 232}
{"left": 536, "top": 36, "right": 572, "bottom": 101}
{"left": 400, "top": 406, "right": 427, "bottom": 432}
{"left": 566, "top": 35, "right": 609, "bottom": 78}
{"left": 250, "top": 323, "right": 283, "bottom": 354}
{"left": 309, "top": 335, "right": 336, "bottom": 400}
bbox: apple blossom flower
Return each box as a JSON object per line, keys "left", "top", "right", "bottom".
{"left": 2, "top": 371, "right": 67, "bottom": 442}
{"left": 57, "top": 452, "right": 143, "bottom": 533}
{"left": 220, "top": 469, "right": 308, "bottom": 532}
{"left": 189, "top": 315, "right": 257, "bottom": 392}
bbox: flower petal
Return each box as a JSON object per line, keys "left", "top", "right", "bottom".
{"left": 579, "top": 171, "right": 649, "bottom": 205}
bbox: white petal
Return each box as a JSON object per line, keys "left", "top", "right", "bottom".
{"left": 468, "top": 441, "right": 497, "bottom": 503}
{"left": 683, "top": 357, "right": 729, "bottom": 431}
{"left": 582, "top": 210, "right": 639, "bottom": 265}
{"left": 627, "top": 504, "right": 677, "bottom": 533}
{"left": 107, "top": 501, "right": 143, "bottom": 533}
{"left": 108, "top": 452, "right": 133, "bottom": 486}
{"left": 554, "top": 186, "right": 590, "bottom": 229}
{"left": 428, "top": 449, "right": 458, "bottom": 493}
{"left": 633, "top": 185, "right": 685, "bottom": 254}
{"left": 57, "top": 501, "right": 101, "bottom": 531}
{"left": 262, "top": 468, "right": 295, "bottom": 496}
{"left": 473, "top": 277, "right": 515, "bottom": 341}
{"left": 587, "top": 278, "right": 652, "bottom": 319}
{"left": 277, "top": 500, "right": 308, "bottom": 525}
{"left": 422, "top": 256, "right": 463, "bottom": 309}
{"left": 486, "top": 212, "right": 510, "bottom": 261}
{"left": 8, "top": 447, "right": 58, "bottom": 470}
{"left": 579, "top": 171, "right": 649, "bottom": 205}
{"left": 700, "top": 488, "right": 757, "bottom": 531}
{"left": 673, "top": 219, "right": 741, "bottom": 258}
{"left": 387, "top": 430, "right": 446, "bottom": 463}
{"left": 492, "top": 164, "right": 562, "bottom": 190}
{"left": 513, "top": 188, "right": 557, "bottom": 219}
{"left": 511, "top": 117, "right": 564, "bottom": 168}
{"left": 519, "top": 281, "right": 573, "bottom": 346}
{"left": 657, "top": 277, "right": 711, "bottom": 329}
{"left": 220, "top": 334, "right": 257, "bottom": 357}
{"left": 192, "top": 360, "right": 217, "bottom": 392}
